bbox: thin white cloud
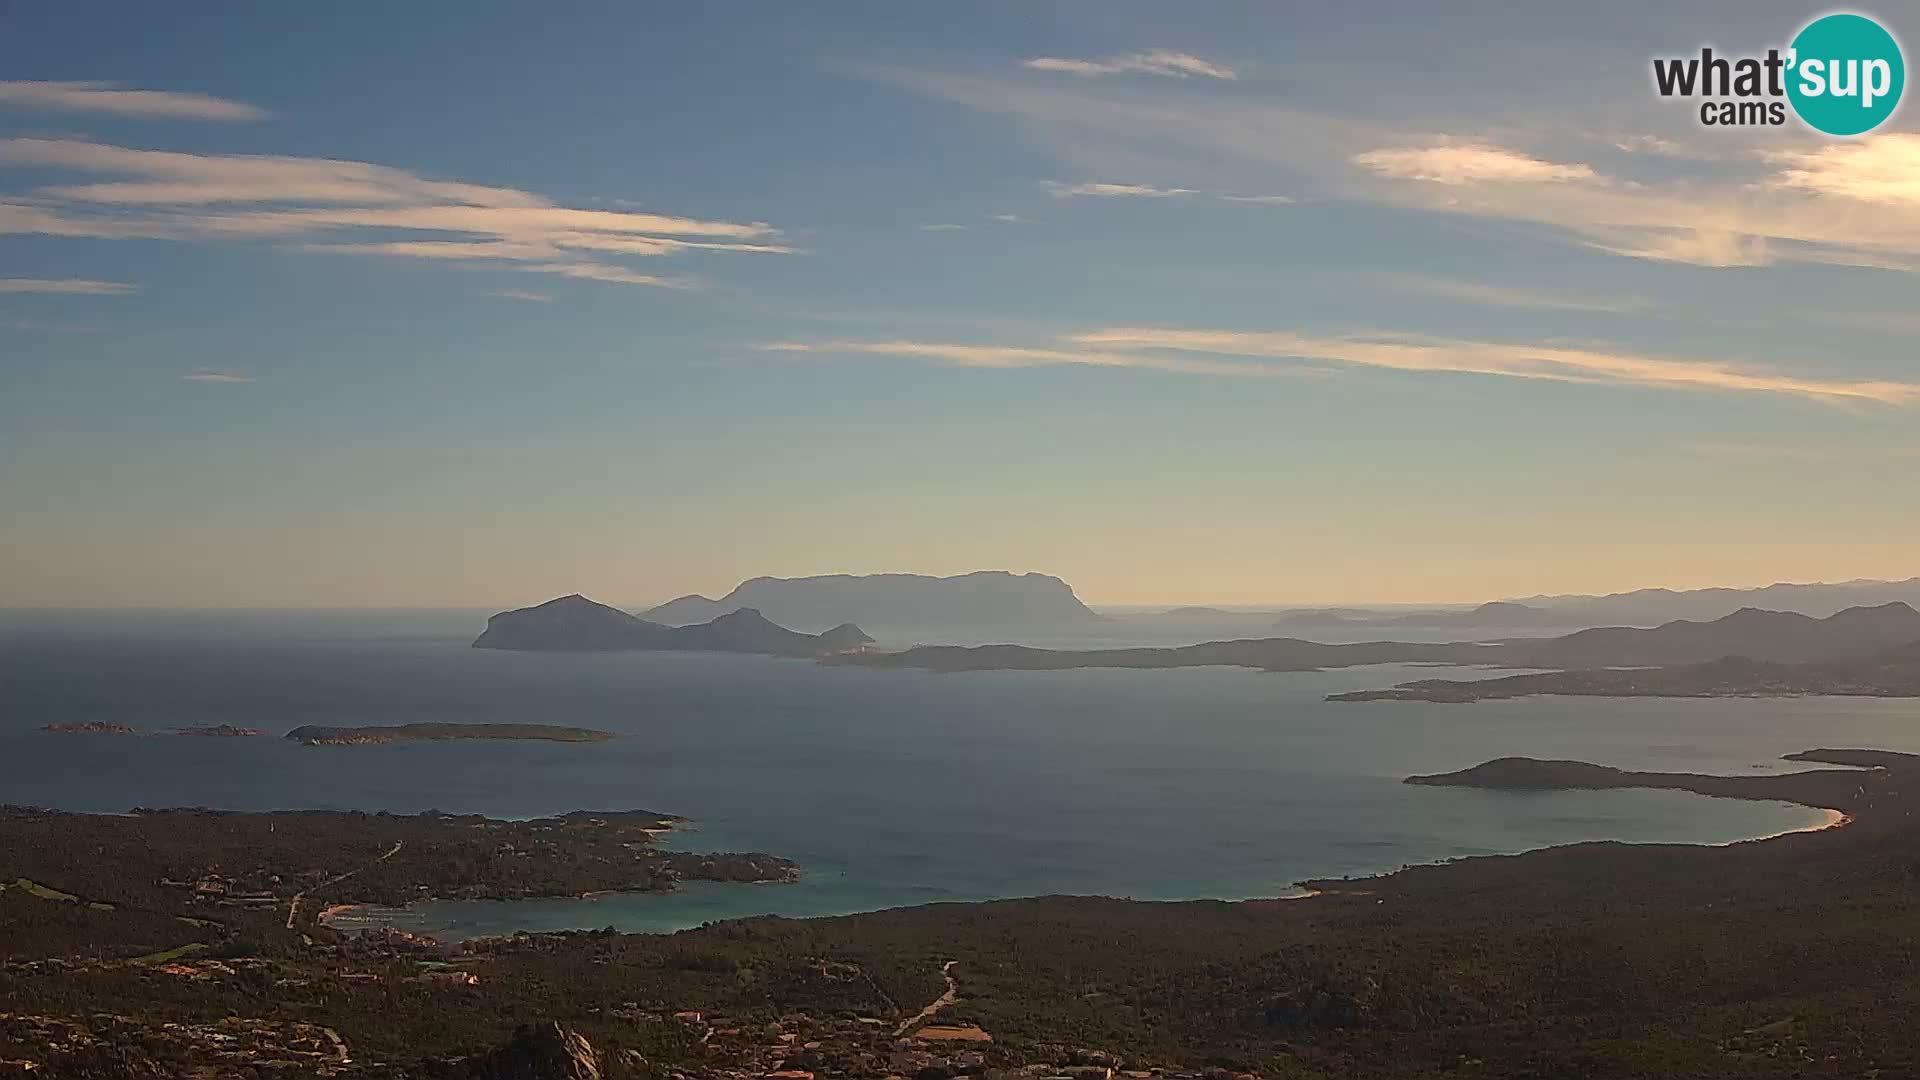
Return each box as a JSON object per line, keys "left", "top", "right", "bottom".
{"left": 1073, "top": 327, "right": 1918, "bottom": 405}
{"left": 0, "top": 138, "right": 787, "bottom": 289}
{"left": 1375, "top": 273, "right": 1652, "bottom": 313}
{"left": 1610, "top": 134, "right": 1695, "bottom": 158}
{"left": 1353, "top": 143, "right": 1599, "bottom": 185}
{"left": 869, "top": 68, "right": 1920, "bottom": 274}
{"left": 0, "top": 277, "right": 136, "bottom": 294}
{"left": 179, "top": 369, "right": 252, "bottom": 383}
{"left": 522, "top": 262, "right": 691, "bottom": 288}
{"left": 0, "top": 80, "right": 264, "bottom": 122}
{"left": 765, "top": 327, "right": 1920, "bottom": 406}
{"left": 920, "top": 223, "right": 970, "bottom": 231}
{"left": 1217, "top": 194, "right": 1295, "bottom": 205}
{"left": 488, "top": 289, "right": 552, "bottom": 302}
{"left": 761, "top": 339, "right": 1318, "bottom": 379}
{"left": 1042, "top": 180, "right": 1196, "bottom": 198}
{"left": 1767, "top": 135, "right": 1920, "bottom": 206}
{"left": 990, "top": 212, "right": 1036, "bottom": 224}
{"left": 1024, "top": 50, "right": 1235, "bottom": 81}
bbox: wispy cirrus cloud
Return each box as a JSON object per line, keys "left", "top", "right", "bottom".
{"left": 920, "top": 223, "right": 970, "bottom": 231}
{"left": 1023, "top": 50, "right": 1235, "bottom": 81}
{"left": 870, "top": 66, "right": 1920, "bottom": 275}
{"left": 0, "top": 80, "right": 264, "bottom": 121}
{"left": 1374, "top": 273, "right": 1653, "bottom": 313}
{"left": 0, "top": 277, "right": 136, "bottom": 294}
{"left": 0, "top": 138, "right": 789, "bottom": 289}
{"left": 179, "top": 369, "right": 253, "bottom": 383}
{"left": 1353, "top": 143, "right": 1599, "bottom": 185}
{"left": 488, "top": 289, "right": 551, "bottom": 302}
{"left": 1042, "top": 180, "right": 1196, "bottom": 198}
{"left": 761, "top": 339, "right": 1318, "bottom": 379}
{"left": 1766, "top": 136, "right": 1920, "bottom": 206}
{"left": 766, "top": 326, "right": 1920, "bottom": 406}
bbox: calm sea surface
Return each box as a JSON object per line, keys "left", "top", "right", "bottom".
{"left": 4, "top": 609, "right": 1913, "bottom": 936}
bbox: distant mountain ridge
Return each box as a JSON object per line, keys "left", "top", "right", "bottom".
{"left": 1274, "top": 600, "right": 1567, "bottom": 629}
{"left": 831, "top": 602, "right": 1920, "bottom": 675}
{"left": 642, "top": 571, "right": 1100, "bottom": 630}
{"left": 472, "top": 594, "right": 871, "bottom": 657}
{"left": 1507, "top": 601, "right": 1920, "bottom": 668}
{"left": 1516, "top": 576, "right": 1920, "bottom": 624}
{"left": 1332, "top": 639, "right": 1920, "bottom": 704}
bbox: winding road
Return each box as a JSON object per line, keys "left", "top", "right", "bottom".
{"left": 894, "top": 960, "right": 959, "bottom": 1036}
{"left": 286, "top": 840, "right": 404, "bottom": 929}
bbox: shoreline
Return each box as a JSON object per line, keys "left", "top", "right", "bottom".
{"left": 1723, "top": 805, "right": 1852, "bottom": 846}
{"left": 337, "top": 786, "right": 1837, "bottom": 939}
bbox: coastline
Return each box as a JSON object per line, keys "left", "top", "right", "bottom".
{"left": 1722, "top": 805, "right": 1852, "bottom": 846}
{"left": 341, "top": 776, "right": 1841, "bottom": 940}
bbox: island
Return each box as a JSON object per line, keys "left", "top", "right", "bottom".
{"left": 41, "top": 721, "right": 141, "bottom": 735}
{"left": 472, "top": 594, "right": 873, "bottom": 656}
{"left": 174, "top": 724, "right": 266, "bottom": 737}
{"left": 285, "top": 722, "right": 615, "bottom": 746}
{"left": 43, "top": 722, "right": 269, "bottom": 737}
{"left": 643, "top": 569, "right": 1103, "bottom": 629}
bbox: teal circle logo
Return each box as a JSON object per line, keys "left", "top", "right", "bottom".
{"left": 1787, "top": 13, "right": 1905, "bottom": 135}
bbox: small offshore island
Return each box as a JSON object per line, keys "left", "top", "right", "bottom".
{"left": 285, "top": 722, "right": 615, "bottom": 746}
{"left": 6, "top": 749, "right": 1920, "bottom": 1078}
{"left": 43, "top": 722, "right": 266, "bottom": 737}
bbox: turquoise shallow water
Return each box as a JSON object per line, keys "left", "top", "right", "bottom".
{"left": 3, "top": 609, "right": 1907, "bottom": 936}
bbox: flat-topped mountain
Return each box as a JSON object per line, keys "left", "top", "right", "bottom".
{"left": 643, "top": 570, "right": 1101, "bottom": 630}
{"left": 473, "top": 594, "right": 872, "bottom": 657}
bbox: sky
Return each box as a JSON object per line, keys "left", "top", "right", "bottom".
{"left": 3, "top": 2, "right": 1919, "bottom": 609}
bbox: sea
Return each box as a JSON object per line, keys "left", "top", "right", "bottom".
{"left": 4, "top": 607, "right": 1913, "bottom": 938}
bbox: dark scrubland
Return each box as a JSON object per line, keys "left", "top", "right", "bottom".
{"left": 5, "top": 750, "right": 1920, "bottom": 1076}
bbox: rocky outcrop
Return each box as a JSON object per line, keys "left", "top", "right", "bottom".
{"left": 473, "top": 1022, "right": 602, "bottom": 1080}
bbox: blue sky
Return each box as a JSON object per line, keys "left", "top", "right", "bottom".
{"left": 3, "top": 2, "right": 1918, "bottom": 608}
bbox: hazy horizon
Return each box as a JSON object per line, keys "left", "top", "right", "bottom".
{"left": 3, "top": 565, "right": 1918, "bottom": 614}
{"left": 6, "top": 3, "right": 1919, "bottom": 608}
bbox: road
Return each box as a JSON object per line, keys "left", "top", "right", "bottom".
{"left": 286, "top": 840, "right": 404, "bottom": 930}
{"left": 894, "top": 959, "right": 959, "bottom": 1036}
